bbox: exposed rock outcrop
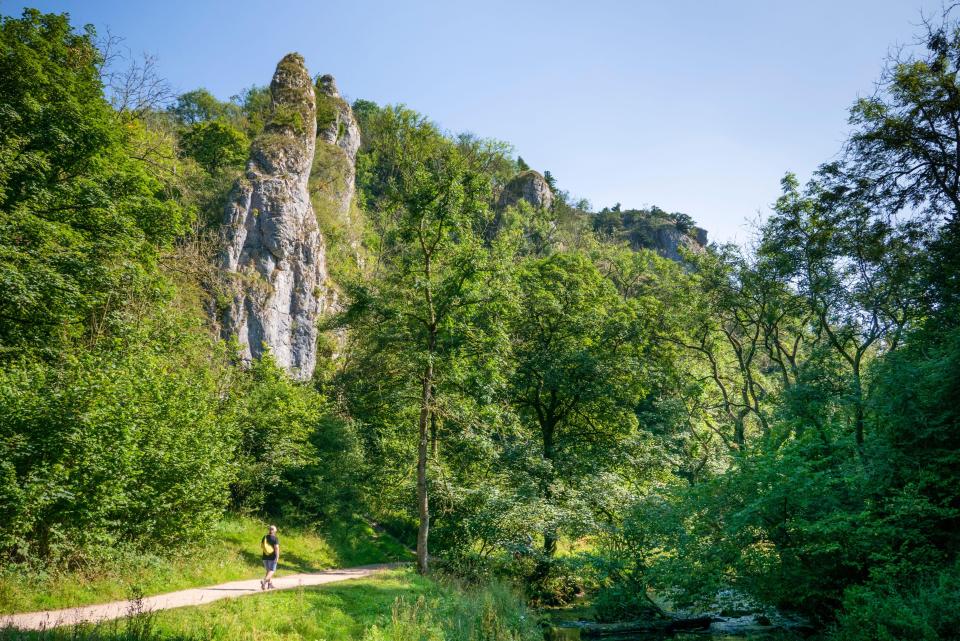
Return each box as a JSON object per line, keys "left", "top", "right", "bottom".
{"left": 498, "top": 169, "right": 554, "bottom": 210}
{"left": 487, "top": 169, "right": 555, "bottom": 241}
{"left": 313, "top": 74, "right": 361, "bottom": 217}
{"left": 651, "top": 225, "right": 707, "bottom": 262}
{"left": 591, "top": 208, "right": 708, "bottom": 262}
{"left": 694, "top": 226, "right": 708, "bottom": 247}
{"left": 219, "top": 53, "right": 327, "bottom": 381}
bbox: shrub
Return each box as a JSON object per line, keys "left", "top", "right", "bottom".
{"left": 0, "top": 316, "right": 237, "bottom": 562}
{"left": 830, "top": 562, "right": 960, "bottom": 641}
{"left": 179, "top": 120, "right": 249, "bottom": 173}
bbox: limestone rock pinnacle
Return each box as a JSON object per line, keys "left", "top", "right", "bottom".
{"left": 219, "top": 53, "right": 327, "bottom": 380}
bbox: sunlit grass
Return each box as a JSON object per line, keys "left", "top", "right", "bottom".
{"left": 0, "top": 569, "right": 541, "bottom": 641}
{"left": 0, "top": 515, "right": 411, "bottom": 615}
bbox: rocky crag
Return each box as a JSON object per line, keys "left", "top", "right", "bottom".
{"left": 495, "top": 169, "right": 708, "bottom": 260}
{"left": 217, "top": 53, "right": 704, "bottom": 380}
{"left": 591, "top": 206, "right": 708, "bottom": 261}
{"left": 488, "top": 169, "right": 554, "bottom": 241}
{"left": 498, "top": 169, "right": 554, "bottom": 210}
{"left": 219, "top": 53, "right": 329, "bottom": 380}
{"left": 647, "top": 222, "right": 708, "bottom": 261}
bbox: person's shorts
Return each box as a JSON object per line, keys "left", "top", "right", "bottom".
{"left": 263, "top": 558, "right": 278, "bottom": 572}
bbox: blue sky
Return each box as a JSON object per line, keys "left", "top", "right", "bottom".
{"left": 7, "top": 0, "right": 945, "bottom": 242}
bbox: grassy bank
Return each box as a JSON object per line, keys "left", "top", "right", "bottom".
{"left": 0, "top": 515, "right": 411, "bottom": 615}
{"left": 0, "top": 569, "right": 541, "bottom": 641}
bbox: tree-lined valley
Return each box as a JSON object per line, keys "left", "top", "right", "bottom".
{"left": 1, "top": 6, "right": 959, "bottom": 641}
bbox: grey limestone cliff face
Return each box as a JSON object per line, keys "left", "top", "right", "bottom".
{"left": 313, "top": 74, "right": 361, "bottom": 217}
{"left": 219, "top": 53, "right": 326, "bottom": 381}
{"left": 651, "top": 225, "right": 707, "bottom": 262}
{"left": 694, "top": 227, "right": 708, "bottom": 247}
{"left": 498, "top": 169, "right": 554, "bottom": 210}
{"left": 592, "top": 207, "right": 709, "bottom": 262}
{"left": 489, "top": 169, "right": 554, "bottom": 240}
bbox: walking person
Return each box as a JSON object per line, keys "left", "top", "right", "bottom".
{"left": 260, "top": 525, "right": 280, "bottom": 590}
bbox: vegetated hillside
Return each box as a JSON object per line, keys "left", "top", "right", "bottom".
{"left": 2, "top": 7, "right": 960, "bottom": 641}
{"left": 590, "top": 205, "right": 708, "bottom": 260}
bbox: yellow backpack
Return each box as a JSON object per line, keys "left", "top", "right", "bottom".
{"left": 260, "top": 536, "right": 274, "bottom": 556}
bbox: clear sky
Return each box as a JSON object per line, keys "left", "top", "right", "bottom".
{"left": 7, "top": 0, "right": 946, "bottom": 242}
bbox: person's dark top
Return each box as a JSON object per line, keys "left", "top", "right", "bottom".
{"left": 262, "top": 533, "right": 279, "bottom": 560}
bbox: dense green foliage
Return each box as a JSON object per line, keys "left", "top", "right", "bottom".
{"left": 0, "top": 10, "right": 188, "bottom": 351}
{"left": 3, "top": 6, "right": 960, "bottom": 639}
{"left": 0, "top": 9, "right": 350, "bottom": 570}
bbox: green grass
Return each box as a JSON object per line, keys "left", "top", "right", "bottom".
{"left": 0, "top": 569, "right": 541, "bottom": 641}
{"left": 0, "top": 515, "right": 411, "bottom": 615}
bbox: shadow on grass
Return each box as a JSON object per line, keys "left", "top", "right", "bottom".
{"left": 236, "top": 549, "right": 326, "bottom": 575}
{"left": 0, "top": 618, "right": 197, "bottom": 641}
{"left": 323, "top": 521, "right": 414, "bottom": 567}
{"left": 277, "top": 552, "right": 326, "bottom": 574}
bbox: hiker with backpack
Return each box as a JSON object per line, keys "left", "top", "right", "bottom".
{"left": 260, "top": 525, "right": 280, "bottom": 590}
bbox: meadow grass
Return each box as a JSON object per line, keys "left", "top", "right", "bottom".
{"left": 0, "top": 515, "right": 411, "bottom": 615}
{"left": 0, "top": 569, "right": 541, "bottom": 641}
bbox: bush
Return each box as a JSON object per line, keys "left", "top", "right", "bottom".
{"left": 524, "top": 558, "right": 585, "bottom": 607}
{"left": 179, "top": 120, "right": 248, "bottom": 173}
{"left": 830, "top": 562, "right": 960, "bottom": 641}
{"left": 0, "top": 317, "right": 237, "bottom": 562}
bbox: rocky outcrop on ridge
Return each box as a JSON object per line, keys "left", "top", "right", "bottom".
{"left": 218, "top": 53, "right": 327, "bottom": 381}
{"left": 591, "top": 207, "right": 708, "bottom": 262}
{"left": 498, "top": 169, "right": 554, "bottom": 211}
{"left": 649, "top": 224, "right": 707, "bottom": 262}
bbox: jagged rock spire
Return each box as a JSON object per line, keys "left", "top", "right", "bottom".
{"left": 218, "top": 53, "right": 327, "bottom": 380}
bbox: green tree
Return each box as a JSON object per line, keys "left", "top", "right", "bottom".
{"left": 229, "top": 355, "right": 323, "bottom": 513}
{"left": 171, "top": 88, "right": 237, "bottom": 125}
{"left": 543, "top": 170, "right": 557, "bottom": 191}
{"left": 179, "top": 120, "right": 249, "bottom": 173}
{"left": 847, "top": 13, "right": 960, "bottom": 314}
{"left": 229, "top": 85, "right": 272, "bottom": 138}
{"left": 455, "top": 133, "right": 517, "bottom": 189}
{"left": 508, "top": 252, "right": 648, "bottom": 561}
{"left": 344, "top": 106, "right": 503, "bottom": 573}
{"left": 0, "top": 9, "right": 190, "bottom": 351}
{"left": 0, "top": 307, "right": 238, "bottom": 560}
{"left": 763, "top": 172, "right": 921, "bottom": 455}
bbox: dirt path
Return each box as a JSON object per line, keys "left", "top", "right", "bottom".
{"left": 0, "top": 564, "right": 398, "bottom": 631}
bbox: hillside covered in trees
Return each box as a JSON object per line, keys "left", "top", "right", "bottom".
{"left": 2, "top": 7, "right": 960, "bottom": 640}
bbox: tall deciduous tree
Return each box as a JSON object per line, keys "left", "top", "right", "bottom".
{"left": 509, "top": 252, "right": 648, "bottom": 560}
{"left": 0, "top": 9, "right": 190, "bottom": 351}
{"left": 847, "top": 12, "right": 960, "bottom": 314}
{"left": 343, "top": 106, "right": 501, "bottom": 573}
{"left": 763, "top": 172, "right": 921, "bottom": 455}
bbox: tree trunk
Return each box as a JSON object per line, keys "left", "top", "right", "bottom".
{"left": 430, "top": 385, "right": 438, "bottom": 458}
{"left": 416, "top": 359, "right": 433, "bottom": 575}
{"left": 852, "top": 357, "right": 865, "bottom": 459}
{"left": 541, "top": 419, "right": 558, "bottom": 558}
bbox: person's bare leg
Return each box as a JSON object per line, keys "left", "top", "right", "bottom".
{"left": 265, "top": 568, "right": 275, "bottom": 588}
